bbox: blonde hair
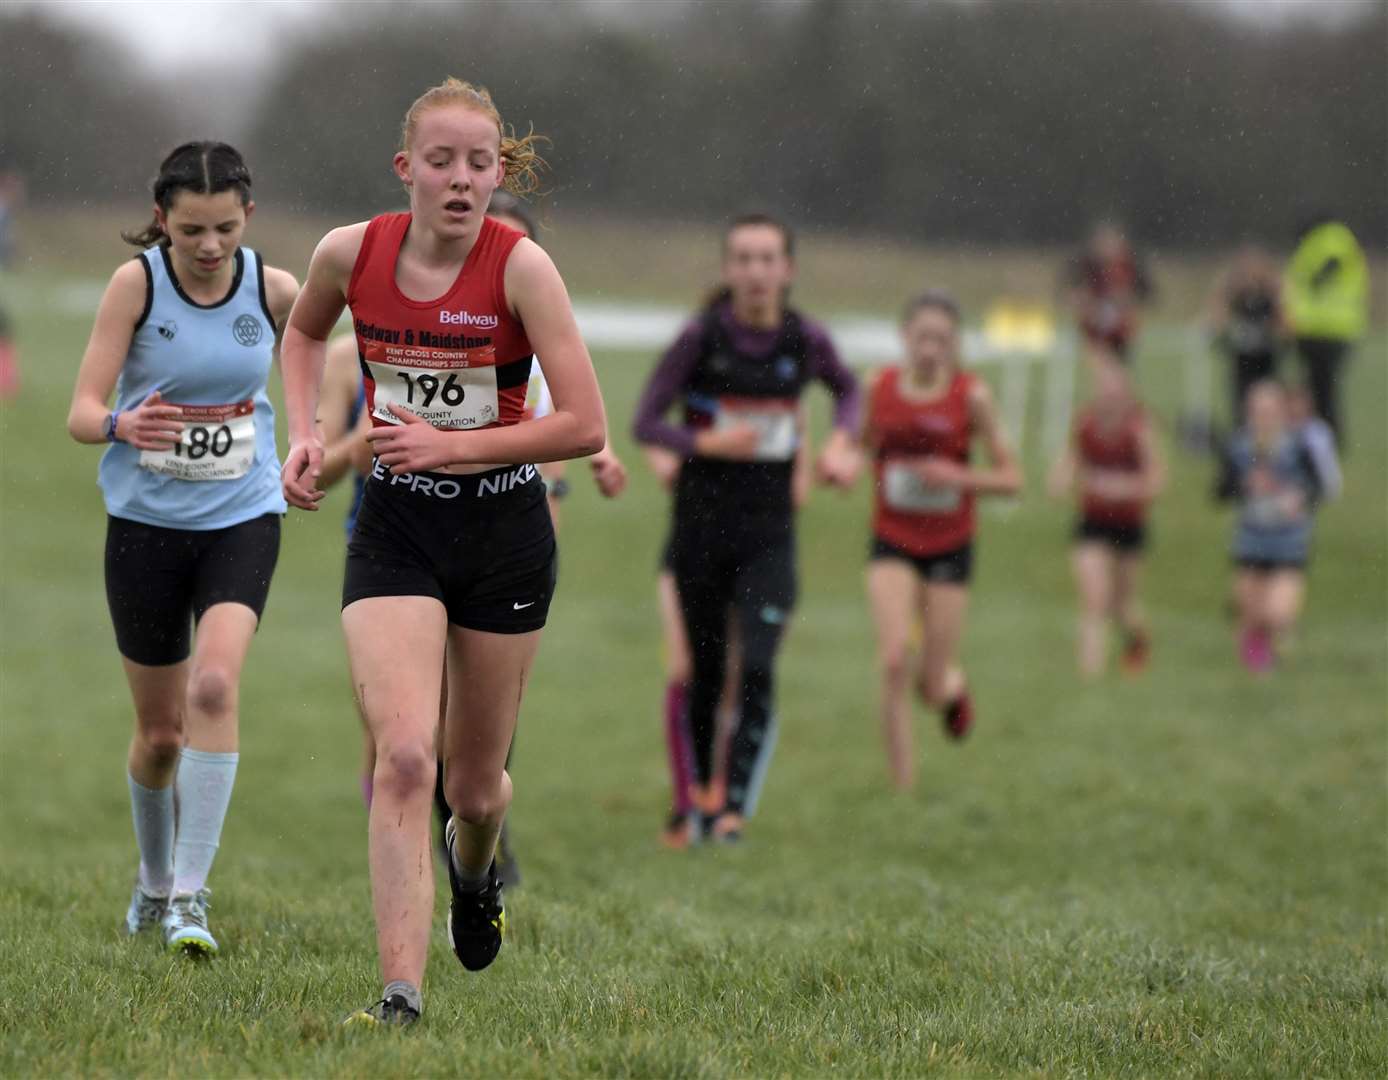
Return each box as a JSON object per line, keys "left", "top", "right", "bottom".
{"left": 400, "top": 77, "right": 547, "bottom": 198}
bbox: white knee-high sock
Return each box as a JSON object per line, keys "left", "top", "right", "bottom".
{"left": 128, "top": 774, "right": 175, "bottom": 897}
{"left": 172, "top": 749, "right": 238, "bottom": 896}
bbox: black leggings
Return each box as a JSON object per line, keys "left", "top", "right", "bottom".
{"left": 1295, "top": 337, "right": 1349, "bottom": 447}
{"left": 1228, "top": 351, "right": 1278, "bottom": 426}
{"left": 672, "top": 516, "right": 796, "bottom": 818}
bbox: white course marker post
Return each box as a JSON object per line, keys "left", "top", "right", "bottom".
{"left": 1181, "top": 324, "right": 1215, "bottom": 452}
{"left": 1041, "top": 327, "right": 1078, "bottom": 462}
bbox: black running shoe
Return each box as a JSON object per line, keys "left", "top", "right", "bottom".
{"left": 433, "top": 763, "right": 451, "bottom": 865}
{"left": 444, "top": 819, "right": 505, "bottom": 972}
{"left": 495, "top": 820, "right": 522, "bottom": 888}
{"left": 343, "top": 993, "right": 420, "bottom": 1028}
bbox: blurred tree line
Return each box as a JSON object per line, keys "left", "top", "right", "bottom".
{"left": 3, "top": 0, "right": 1384, "bottom": 249}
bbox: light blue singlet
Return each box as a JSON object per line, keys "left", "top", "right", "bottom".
{"left": 99, "top": 245, "right": 286, "bottom": 530}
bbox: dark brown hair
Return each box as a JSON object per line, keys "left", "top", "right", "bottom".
{"left": 122, "top": 141, "right": 252, "bottom": 248}
{"left": 705, "top": 212, "right": 797, "bottom": 309}
{"left": 901, "top": 288, "right": 961, "bottom": 327}
{"left": 723, "top": 212, "right": 795, "bottom": 258}
{"left": 487, "top": 190, "right": 538, "bottom": 240}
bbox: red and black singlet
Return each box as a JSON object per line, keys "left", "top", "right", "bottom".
{"left": 1075, "top": 403, "right": 1148, "bottom": 527}
{"left": 869, "top": 367, "right": 977, "bottom": 557}
{"left": 347, "top": 213, "right": 533, "bottom": 432}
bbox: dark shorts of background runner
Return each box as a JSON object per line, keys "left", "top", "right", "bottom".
{"left": 1073, "top": 517, "right": 1147, "bottom": 554}
{"left": 868, "top": 536, "right": 974, "bottom": 585}
{"left": 1234, "top": 555, "right": 1306, "bottom": 573}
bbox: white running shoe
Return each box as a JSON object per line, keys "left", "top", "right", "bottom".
{"left": 124, "top": 883, "right": 167, "bottom": 936}
{"left": 163, "top": 889, "right": 218, "bottom": 956}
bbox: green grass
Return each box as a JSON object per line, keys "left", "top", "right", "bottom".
{"left": 0, "top": 261, "right": 1384, "bottom": 1077}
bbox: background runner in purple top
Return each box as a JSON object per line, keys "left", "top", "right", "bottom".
{"left": 632, "top": 301, "right": 860, "bottom": 455}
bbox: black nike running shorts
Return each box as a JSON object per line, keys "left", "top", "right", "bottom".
{"left": 343, "top": 459, "right": 557, "bottom": 634}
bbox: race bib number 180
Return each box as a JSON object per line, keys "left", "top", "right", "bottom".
{"left": 139, "top": 401, "right": 255, "bottom": 481}
{"left": 367, "top": 343, "right": 499, "bottom": 430}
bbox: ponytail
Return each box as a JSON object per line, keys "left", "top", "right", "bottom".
{"left": 401, "top": 78, "right": 549, "bottom": 199}
{"left": 122, "top": 141, "right": 253, "bottom": 248}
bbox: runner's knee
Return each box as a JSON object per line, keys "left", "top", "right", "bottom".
{"left": 135, "top": 711, "right": 184, "bottom": 766}
{"left": 375, "top": 738, "right": 436, "bottom": 802}
{"left": 188, "top": 665, "right": 234, "bottom": 717}
{"left": 879, "top": 642, "right": 912, "bottom": 688}
{"left": 444, "top": 770, "right": 511, "bottom": 825}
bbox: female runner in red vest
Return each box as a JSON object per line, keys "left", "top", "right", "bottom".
{"left": 280, "top": 79, "right": 605, "bottom": 1027}
{"left": 1049, "top": 361, "right": 1164, "bottom": 679}
{"left": 1066, "top": 222, "right": 1152, "bottom": 369}
{"left": 862, "top": 291, "right": 1021, "bottom": 791}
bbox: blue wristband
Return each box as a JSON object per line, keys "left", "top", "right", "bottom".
{"left": 105, "top": 411, "right": 122, "bottom": 442}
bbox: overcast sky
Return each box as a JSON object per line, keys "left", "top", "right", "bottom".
{"left": 17, "top": 0, "right": 1382, "bottom": 75}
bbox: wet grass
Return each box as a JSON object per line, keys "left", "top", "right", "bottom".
{"left": 0, "top": 264, "right": 1383, "bottom": 1076}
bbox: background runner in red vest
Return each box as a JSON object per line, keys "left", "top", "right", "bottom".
{"left": 861, "top": 290, "right": 1021, "bottom": 791}
{"left": 1049, "top": 361, "right": 1165, "bottom": 679}
{"left": 280, "top": 78, "right": 606, "bottom": 1028}
{"left": 1066, "top": 222, "right": 1153, "bottom": 369}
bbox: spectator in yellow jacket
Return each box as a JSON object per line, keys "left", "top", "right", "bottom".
{"left": 1284, "top": 214, "right": 1368, "bottom": 448}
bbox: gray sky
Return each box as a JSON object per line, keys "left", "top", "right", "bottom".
{"left": 19, "top": 0, "right": 1382, "bottom": 77}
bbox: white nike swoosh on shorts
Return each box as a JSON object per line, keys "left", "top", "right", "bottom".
{"left": 513, "top": 601, "right": 535, "bottom": 610}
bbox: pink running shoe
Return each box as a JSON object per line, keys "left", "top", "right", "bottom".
{"left": 1240, "top": 628, "right": 1274, "bottom": 674}
{"left": 0, "top": 339, "right": 18, "bottom": 400}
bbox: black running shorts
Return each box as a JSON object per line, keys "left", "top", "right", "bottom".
{"left": 1234, "top": 555, "right": 1306, "bottom": 573}
{"left": 868, "top": 536, "right": 974, "bottom": 585}
{"left": 343, "top": 460, "right": 557, "bottom": 634}
{"left": 105, "top": 512, "right": 281, "bottom": 667}
{"left": 1073, "top": 517, "right": 1147, "bottom": 554}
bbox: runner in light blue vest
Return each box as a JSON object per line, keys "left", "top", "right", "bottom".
{"left": 98, "top": 242, "right": 285, "bottom": 529}
{"left": 67, "top": 141, "right": 299, "bottom": 959}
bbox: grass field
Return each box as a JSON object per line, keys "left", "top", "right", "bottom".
{"left": 0, "top": 243, "right": 1385, "bottom": 1076}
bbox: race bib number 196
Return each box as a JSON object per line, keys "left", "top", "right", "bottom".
{"left": 368, "top": 343, "right": 499, "bottom": 430}
{"left": 139, "top": 401, "right": 255, "bottom": 481}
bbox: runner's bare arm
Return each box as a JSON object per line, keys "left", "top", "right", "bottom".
{"left": 962, "top": 379, "right": 1022, "bottom": 496}
{"left": 264, "top": 265, "right": 301, "bottom": 367}
{"left": 318, "top": 334, "right": 369, "bottom": 489}
{"left": 1136, "top": 416, "right": 1166, "bottom": 501}
{"left": 67, "top": 260, "right": 184, "bottom": 449}
{"left": 281, "top": 224, "right": 365, "bottom": 508}
{"left": 1047, "top": 429, "right": 1078, "bottom": 499}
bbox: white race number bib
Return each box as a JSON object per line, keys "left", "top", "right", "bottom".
{"left": 367, "top": 343, "right": 499, "bottom": 430}
{"left": 716, "top": 397, "right": 798, "bottom": 462}
{"left": 882, "top": 460, "right": 960, "bottom": 514}
{"left": 140, "top": 401, "right": 255, "bottom": 481}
